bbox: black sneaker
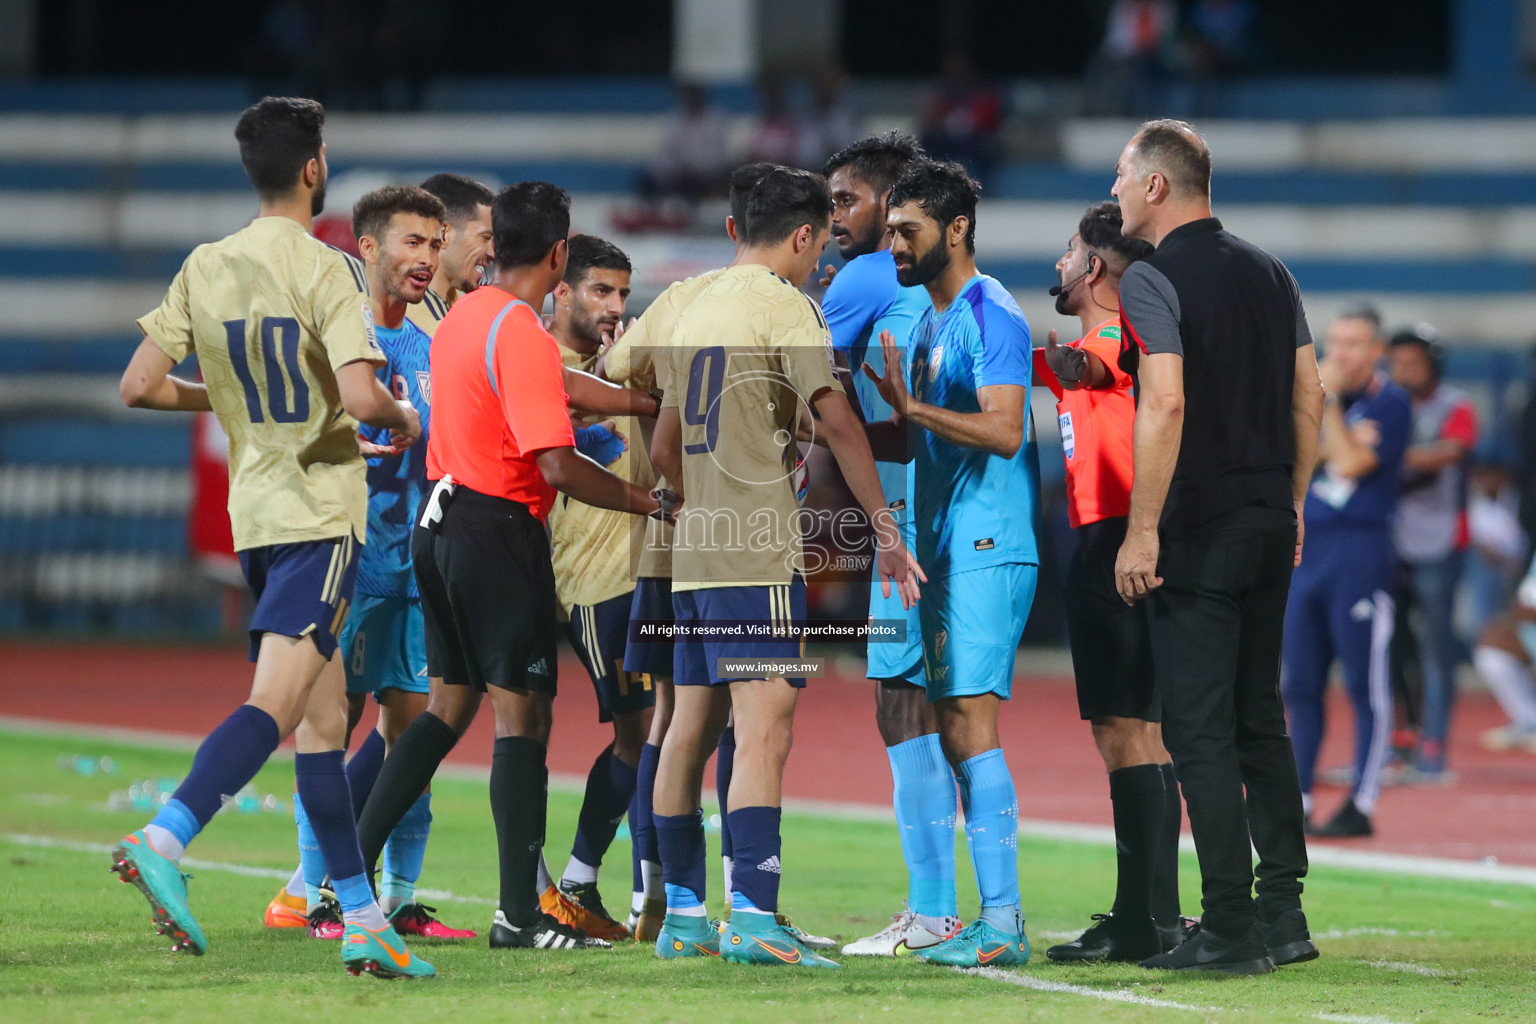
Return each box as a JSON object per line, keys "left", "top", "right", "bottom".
{"left": 1138, "top": 921, "right": 1275, "bottom": 975}
{"left": 305, "top": 902, "right": 344, "bottom": 940}
{"left": 1046, "top": 912, "right": 1162, "bottom": 963}
{"left": 1156, "top": 916, "right": 1199, "bottom": 953}
{"left": 488, "top": 910, "right": 612, "bottom": 950}
{"left": 1257, "top": 905, "right": 1319, "bottom": 966}
{"left": 1307, "top": 798, "right": 1373, "bottom": 838}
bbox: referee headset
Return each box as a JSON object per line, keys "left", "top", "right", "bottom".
{"left": 1050, "top": 250, "right": 1119, "bottom": 318}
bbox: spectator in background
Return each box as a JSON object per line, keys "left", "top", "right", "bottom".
{"left": 1516, "top": 345, "right": 1536, "bottom": 548}
{"left": 1465, "top": 463, "right": 1526, "bottom": 633}
{"left": 1389, "top": 325, "right": 1479, "bottom": 780}
{"left": 919, "top": 51, "right": 1002, "bottom": 184}
{"left": 744, "top": 79, "right": 803, "bottom": 166}
{"left": 1090, "top": 0, "right": 1176, "bottom": 116}
{"left": 1186, "top": 0, "right": 1258, "bottom": 74}
{"left": 1281, "top": 306, "right": 1411, "bottom": 840}
{"left": 1471, "top": 554, "right": 1536, "bottom": 754}
{"left": 639, "top": 82, "right": 729, "bottom": 204}
{"left": 797, "top": 68, "right": 861, "bottom": 172}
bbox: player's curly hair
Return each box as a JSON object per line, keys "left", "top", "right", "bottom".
{"left": 823, "top": 130, "right": 926, "bottom": 197}
{"left": 351, "top": 185, "right": 447, "bottom": 246}
{"left": 887, "top": 159, "right": 980, "bottom": 254}
{"left": 1078, "top": 201, "right": 1154, "bottom": 272}
{"left": 234, "top": 96, "right": 325, "bottom": 200}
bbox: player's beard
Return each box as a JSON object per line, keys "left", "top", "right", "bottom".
{"left": 570, "top": 303, "right": 613, "bottom": 351}
{"left": 311, "top": 181, "right": 327, "bottom": 218}
{"left": 895, "top": 240, "right": 949, "bottom": 288}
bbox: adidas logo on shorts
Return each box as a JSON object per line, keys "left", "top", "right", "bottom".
{"left": 757, "top": 855, "right": 782, "bottom": 875}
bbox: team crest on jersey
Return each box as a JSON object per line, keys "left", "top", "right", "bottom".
{"left": 417, "top": 371, "right": 432, "bottom": 405}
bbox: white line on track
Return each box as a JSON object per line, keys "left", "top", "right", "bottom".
{"left": 1, "top": 832, "right": 496, "bottom": 907}
{"left": 9, "top": 715, "right": 1536, "bottom": 888}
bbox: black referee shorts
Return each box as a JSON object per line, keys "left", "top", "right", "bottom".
{"left": 413, "top": 487, "right": 559, "bottom": 695}
{"left": 1064, "top": 516, "right": 1160, "bottom": 722}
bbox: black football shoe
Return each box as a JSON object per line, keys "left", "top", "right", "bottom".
{"left": 488, "top": 910, "right": 611, "bottom": 950}
{"left": 1138, "top": 921, "right": 1275, "bottom": 975}
{"left": 1257, "top": 905, "right": 1319, "bottom": 966}
{"left": 1307, "top": 798, "right": 1373, "bottom": 838}
{"left": 1046, "top": 912, "right": 1162, "bottom": 963}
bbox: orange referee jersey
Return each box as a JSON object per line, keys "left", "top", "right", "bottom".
{"left": 1033, "top": 318, "right": 1135, "bottom": 529}
{"left": 426, "top": 286, "right": 575, "bottom": 521}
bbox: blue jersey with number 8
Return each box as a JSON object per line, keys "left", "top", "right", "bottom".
{"left": 355, "top": 320, "right": 433, "bottom": 599}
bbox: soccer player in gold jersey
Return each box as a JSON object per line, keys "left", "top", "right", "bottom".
{"left": 649, "top": 166, "right": 922, "bottom": 968}
{"left": 542, "top": 235, "right": 649, "bottom": 941}
{"left": 409, "top": 173, "right": 495, "bottom": 336}
{"left": 111, "top": 96, "right": 434, "bottom": 979}
{"left": 597, "top": 164, "right": 771, "bottom": 942}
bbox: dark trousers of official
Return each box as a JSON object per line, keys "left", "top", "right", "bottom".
{"left": 1149, "top": 504, "right": 1310, "bottom": 937}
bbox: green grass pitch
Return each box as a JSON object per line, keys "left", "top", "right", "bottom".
{"left": 3, "top": 725, "right": 1534, "bottom": 1023}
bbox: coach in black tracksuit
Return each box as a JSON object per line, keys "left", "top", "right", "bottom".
{"left": 1109, "top": 120, "right": 1326, "bottom": 975}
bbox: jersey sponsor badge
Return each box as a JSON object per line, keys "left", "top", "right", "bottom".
{"left": 1100, "top": 324, "right": 1122, "bottom": 342}
{"left": 361, "top": 301, "right": 380, "bottom": 353}
{"left": 1059, "top": 411, "right": 1075, "bottom": 459}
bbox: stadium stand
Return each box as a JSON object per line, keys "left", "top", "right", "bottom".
{"left": 4, "top": 80, "right": 1536, "bottom": 635}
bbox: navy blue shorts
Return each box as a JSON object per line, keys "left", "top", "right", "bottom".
{"left": 672, "top": 577, "right": 807, "bottom": 688}
{"left": 566, "top": 591, "right": 657, "bottom": 722}
{"left": 624, "top": 576, "right": 674, "bottom": 677}
{"left": 239, "top": 535, "right": 360, "bottom": 663}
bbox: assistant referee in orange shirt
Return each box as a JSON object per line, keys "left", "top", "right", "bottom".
{"left": 1033, "top": 201, "right": 1186, "bottom": 966}
{"left": 361, "top": 182, "right": 671, "bottom": 951}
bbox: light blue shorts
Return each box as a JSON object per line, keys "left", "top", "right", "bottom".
{"left": 341, "top": 593, "right": 429, "bottom": 698}
{"left": 919, "top": 563, "right": 1037, "bottom": 701}
{"left": 866, "top": 580, "right": 926, "bottom": 686}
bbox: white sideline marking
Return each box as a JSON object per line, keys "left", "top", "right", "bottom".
{"left": 1361, "top": 959, "right": 1458, "bottom": 977}
{"left": 971, "top": 967, "right": 1410, "bottom": 1024}
{"left": 969, "top": 967, "right": 1214, "bottom": 1011}
{"left": 1, "top": 833, "right": 496, "bottom": 907}
{"left": 10, "top": 716, "right": 1536, "bottom": 887}
{"left": 1314, "top": 927, "right": 1439, "bottom": 939}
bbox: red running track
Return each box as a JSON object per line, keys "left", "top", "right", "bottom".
{"left": 3, "top": 640, "right": 1534, "bottom": 866}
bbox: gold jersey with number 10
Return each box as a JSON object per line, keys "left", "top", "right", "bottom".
{"left": 137, "top": 215, "right": 385, "bottom": 552}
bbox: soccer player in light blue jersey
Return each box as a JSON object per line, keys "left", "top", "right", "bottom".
{"left": 269, "top": 185, "right": 476, "bottom": 943}
{"left": 818, "top": 134, "right": 964, "bottom": 959}
{"left": 864, "top": 159, "right": 1038, "bottom": 969}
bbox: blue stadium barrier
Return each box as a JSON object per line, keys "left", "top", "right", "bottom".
{"left": 6, "top": 159, "right": 1536, "bottom": 205}
{"left": 0, "top": 338, "right": 141, "bottom": 374}
{"left": 0, "top": 418, "right": 189, "bottom": 468}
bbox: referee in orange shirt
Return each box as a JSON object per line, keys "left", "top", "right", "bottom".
{"left": 368, "top": 182, "right": 672, "bottom": 951}
{"left": 1033, "top": 202, "right": 1184, "bottom": 965}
